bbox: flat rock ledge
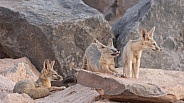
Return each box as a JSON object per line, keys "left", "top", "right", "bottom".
{"left": 77, "top": 68, "right": 184, "bottom": 103}
{"left": 35, "top": 84, "right": 99, "bottom": 103}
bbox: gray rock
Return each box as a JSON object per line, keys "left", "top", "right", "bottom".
{"left": 112, "top": 0, "right": 184, "bottom": 71}
{"left": 0, "top": 0, "right": 113, "bottom": 77}
{"left": 77, "top": 69, "right": 184, "bottom": 102}
{"left": 82, "top": 0, "right": 139, "bottom": 25}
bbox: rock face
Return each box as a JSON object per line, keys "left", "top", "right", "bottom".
{"left": 112, "top": 0, "right": 184, "bottom": 71}
{"left": 82, "top": 0, "right": 139, "bottom": 25}
{"left": 0, "top": 0, "right": 113, "bottom": 77}
{"left": 77, "top": 69, "right": 184, "bottom": 102}
{"left": 36, "top": 84, "right": 99, "bottom": 103}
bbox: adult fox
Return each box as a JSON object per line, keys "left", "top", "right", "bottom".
{"left": 82, "top": 38, "right": 120, "bottom": 75}
{"left": 122, "top": 27, "right": 161, "bottom": 79}
{"left": 13, "top": 59, "right": 65, "bottom": 99}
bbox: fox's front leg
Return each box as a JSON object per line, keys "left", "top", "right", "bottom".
{"left": 134, "top": 59, "right": 140, "bottom": 79}
{"left": 127, "top": 59, "right": 133, "bottom": 78}
{"left": 101, "top": 64, "right": 114, "bottom": 75}
{"left": 48, "top": 86, "right": 66, "bottom": 92}
{"left": 109, "top": 64, "right": 118, "bottom": 73}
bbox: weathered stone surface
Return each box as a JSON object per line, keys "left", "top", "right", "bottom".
{"left": 112, "top": 0, "right": 184, "bottom": 71}
{"left": 0, "top": 57, "right": 39, "bottom": 82}
{"left": 3, "top": 93, "right": 34, "bottom": 103}
{"left": 77, "top": 68, "right": 184, "bottom": 102}
{"left": 83, "top": 0, "right": 139, "bottom": 25}
{"left": 0, "top": 74, "right": 15, "bottom": 102}
{"left": 36, "top": 84, "right": 99, "bottom": 103}
{"left": 0, "top": 0, "right": 113, "bottom": 78}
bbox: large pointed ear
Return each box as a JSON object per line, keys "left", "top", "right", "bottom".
{"left": 107, "top": 38, "right": 113, "bottom": 47}
{"left": 50, "top": 60, "right": 55, "bottom": 69}
{"left": 142, "top": 28, "right": 148, "bottom": 40}
{"left": 95, "top": 39, "right": 106, "bottom": 50}
{"left": 148, "top": 27, "right": 155, "bottom": 38}
{"left": 43, "top": 59, "right": 49, "bottom": 70}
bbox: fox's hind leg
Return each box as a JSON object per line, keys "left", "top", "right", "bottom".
{"left": 132, "top": 63, "right": 135, "bottom": 78}
{"left": 122, "top": 60, "right": 128, "bottom": 78}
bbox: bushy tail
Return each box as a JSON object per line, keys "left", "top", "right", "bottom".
{"left": 24, "top": 88, "right": 50, "bottom": 99}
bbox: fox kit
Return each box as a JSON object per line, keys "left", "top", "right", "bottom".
{"left": 122, "top": 27, "right": 161, "bottom": 79}
{"left": 13, "top": 59, "right": 65, "bottom": 99}
{"left": 82, "top": 38, "right": 120, "bottom": 75}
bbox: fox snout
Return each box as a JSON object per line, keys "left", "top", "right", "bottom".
{"left": 111, "top": 50, "right": 120, "bottom": 56}
{"left": 53, "top": 75, "right": 63, "bottom": 81}
{"left": 152, "top": 45, "right": 162, "bottom": 51}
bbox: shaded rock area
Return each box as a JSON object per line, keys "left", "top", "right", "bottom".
{"left": 77, "top": 68, "right": 184, "bottom": 103}
{"left": 0, "top": 0, "right": 113, "bottom": 78}
{"left": 82, "top": 0, "right": 139, "bottom": 25}
{"left": 112, "top": 0, "right": 184, "bottom": 71}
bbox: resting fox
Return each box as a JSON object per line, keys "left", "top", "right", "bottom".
{"left": 82, "top": 38, "right": 120, "bottom": 75}
{"left": 13, "top": 59, "right": 65, "bottom": 99}
{"left": 122, "top": 27, "right": 161, "bottom": 79}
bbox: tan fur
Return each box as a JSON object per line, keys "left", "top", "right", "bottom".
{"left": 82, "top": 38, "right": 120, "bottom": 75}
{"left": 13, "top": 59, "right": 65, "bottom": 99}
{"left": 122, "top": 27, "right": 161, "bottom": 79}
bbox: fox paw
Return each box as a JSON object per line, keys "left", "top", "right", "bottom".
{"left": 113, "top": 73, "right": 122, "bottom": 77}
{"left": 49, "top": 86, "right": 66, "bottom": 91}
{"left": 121, "top": 74, "right": 128, "bottom": 78}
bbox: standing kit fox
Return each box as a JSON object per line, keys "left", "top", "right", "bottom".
{"left": 13, "top": 59, "right": 65, "bottom": 99}
{"left": 122, "top": 27, "right": 161, "bottom": 79}
{"left": 82, "top": 38, "right": 120, "bottom": 75}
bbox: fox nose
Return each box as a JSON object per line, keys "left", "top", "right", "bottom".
{"left": 59, "top": 76, "right": 63, "bottom": 80}
{"left": 160, "top": 48, "right": 162, "bottom": 51}
{"left": 56, "top": 75, "right": 63, "bottom": 81}
{"left": 117, "top": 50, "right": 120, "bottom": 54}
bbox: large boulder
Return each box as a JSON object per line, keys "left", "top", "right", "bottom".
{"left": 0, "top": 0, "right": 113, "bottom": 77}
{"left": 77, "top": 69, "right": 184, "bottom": 102}
{"left": 112, "top": 0, "right": 184, "bottom": 71}
{"left": 82, "top": 0, "right": 139, "bottom": 25}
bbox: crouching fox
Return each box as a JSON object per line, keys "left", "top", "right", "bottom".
{"left": 82, "top": 38, "right": 120, "bottom": 75}
{"left": 13, "top": 59, "right": 65, "bottom": 99}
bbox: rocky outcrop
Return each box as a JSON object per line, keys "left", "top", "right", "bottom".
{"left": 36, "top": 84, "right": 100, "bottom": 103}
{"left": 77, "top": 68, "right": 184, "bottom": 102}
{"left": 112, "top": 0, "right": 184, "bottom": 71}
{"left": 82, "top": 0, "right": 139, "bottom": 25}
{"left": 0, "top": 0, "right": 113, "bottom": 78}
{"left": 0, "top": 57, "right": 39, "bottom": 82}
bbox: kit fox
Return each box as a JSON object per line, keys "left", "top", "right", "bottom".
{"left": 122, "top": 27, "right": 161, "bottom": 79}
{"left": 82, "top": 38, "right": 120, "bottom": 75}
{"left": 13, "top": 59, "right": 65, "bottom": 99}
